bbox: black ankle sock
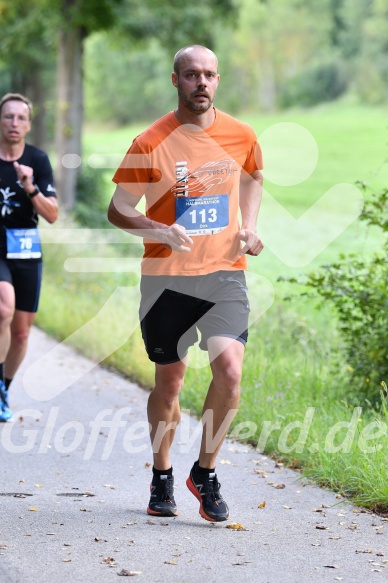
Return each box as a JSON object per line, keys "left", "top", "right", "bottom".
{"left": 152, "top": 466, "right": 173, "bottom": 477}
{"left": 194, "top": 461, "right": 215, "bottom": 475}
{"left": 0, "top": 363, "right": 4, "bottom": 384}
{"left": 5, "top": 378, "right": 12, "bottom": 391}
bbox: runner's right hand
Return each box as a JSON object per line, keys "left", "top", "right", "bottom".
{"left": 160, "top": 224, "right": 193, "bottom": 252}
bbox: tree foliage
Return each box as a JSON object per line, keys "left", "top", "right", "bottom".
{"left": 113, "top": 0, "right": 237, "bottom": 48}
{"left": 0, "top": 0, "right": 56, "bottom": 146}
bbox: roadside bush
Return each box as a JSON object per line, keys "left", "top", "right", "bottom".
{"left": 280, "top": 185, "right": 388, "bottom": 403}
{"left": 279, "top": 59, "right": 348, "bottom": 108}
{"left": 73, "top": 165, "right": 110, "bottom": 228}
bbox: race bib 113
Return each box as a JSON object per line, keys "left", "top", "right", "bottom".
{"left": 175, "top": 194, "right": 229, "bottom": 236}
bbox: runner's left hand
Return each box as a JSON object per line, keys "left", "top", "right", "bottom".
{"left": 13, "top": 161, "right": 34, "bottom": 191}
{"left": 238, "top": 229, "right": 264, "bottom": 256}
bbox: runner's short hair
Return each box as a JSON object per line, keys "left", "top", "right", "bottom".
{"left": 173, "top": 45, "right": 218, "bottom": 75}
{"left": 0, "top": 93, "right": 33, "bottom": 119}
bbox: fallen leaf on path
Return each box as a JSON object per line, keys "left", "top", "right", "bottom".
{"left": 220, "top": 459, "right": 231, "bottom": 464}
{"left": 315, "top": 524, "right": 329, "bottom": 530}
{"left": 117, "top": 569, "right": 142, "bottom": 576}
{"left": 226, "top": 523, "right": 247, "bottom": 531}
{"left": 29, "top": 507, "right": 38, "bottom": 512}
{"left": 258, "top": 501, "right": 266, "bottom": 509}
{"left": 104, "top": 484, "right": 116, "bottom": 490}
{"left": 164, "top": 560, "right": 177, "bottom": 565}
{"left": 101, "top": 557, "right": 116, "bottom": 566}
{"left": 356, "top": 549, "right": 374, "bottom": 554}
{"left": 282, "top": 505, "right": 293, "bottom": 510}
{"left": 35, "top": 484, "right": 44, "bottom": 488}
{"left": 323, "top": 564, "right": 341, "bottom": 569}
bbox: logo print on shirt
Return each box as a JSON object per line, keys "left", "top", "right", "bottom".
{"left": 171, "top": 159, "right": 236, "bottom": 196}
{"left": 0, "top": 187, "right": 21, "bottom": 216}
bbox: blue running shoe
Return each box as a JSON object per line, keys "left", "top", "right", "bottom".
{"left": 0, "top": 381, "right": 13, "bottom": 422}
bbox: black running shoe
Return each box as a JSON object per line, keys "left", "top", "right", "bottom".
{"left": 147, "top": 474, "right": 178, "bottom": 517}
{"left": 186, "top": 466, "right": 229, "bottom": 522}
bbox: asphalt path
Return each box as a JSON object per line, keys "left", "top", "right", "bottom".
{"left": 0, "top": 327, "right": 387, "bottom": 583}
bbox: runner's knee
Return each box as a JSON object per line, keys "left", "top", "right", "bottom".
{"left": 0, "top": 298, "right": 15, "bottom": 327}
{"left": 11, "top": 325, "right": 31, "bottom": 348}
{"left": 213, "top": 364, "right": 242, "bottom": 398}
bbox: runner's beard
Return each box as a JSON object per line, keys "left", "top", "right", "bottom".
{"left": 177, "top": 84, "right": 214, "bottom": 114}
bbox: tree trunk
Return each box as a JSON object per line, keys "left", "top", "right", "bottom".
{"left": 25, "top": 65, "right": 48, "bottom": 151}
{"left": 10, "top": 65, "right": 47, "bottom": 150}
{"left": 55, "top": 26, "right": 85, "bottom": 211}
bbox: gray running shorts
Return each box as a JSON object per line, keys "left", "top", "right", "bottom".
{"left": 139, "top": 270, "right": 250, "bottom": 364}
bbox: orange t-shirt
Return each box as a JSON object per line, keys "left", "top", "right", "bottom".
{"left": 112, "top": 109, "right": 263, "bottom": 276}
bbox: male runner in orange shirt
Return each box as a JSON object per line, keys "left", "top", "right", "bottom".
{"left": 108, "top": 45, "right": 264, "bottom": 522}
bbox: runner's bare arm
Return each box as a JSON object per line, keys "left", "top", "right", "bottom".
{"left": 238, "top": 169, "right": 264, "bottom": 256}
{"left": 107, "top": 184, "right": 193, "bottom": 252}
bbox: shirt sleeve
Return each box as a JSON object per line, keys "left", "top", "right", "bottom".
{"left": 112, "top": 138, "right": 161, "bottom": 198}
{"left": 34, "top": 151, "right": 57, "bottom": 197}
{"left": 243, "top": 138, "right": 264, "bottom": 175}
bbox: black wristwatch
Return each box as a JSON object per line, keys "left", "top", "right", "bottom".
{"left": 27, "top": 186, "right": 40, "bottom": 199}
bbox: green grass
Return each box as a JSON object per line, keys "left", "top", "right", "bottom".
{"left": 36, "top": 102, "right": 388, "bottom": 513}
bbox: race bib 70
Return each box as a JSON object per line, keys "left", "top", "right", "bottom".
{"left": 6, "top": 228, "right": 42, "bottom": 259}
